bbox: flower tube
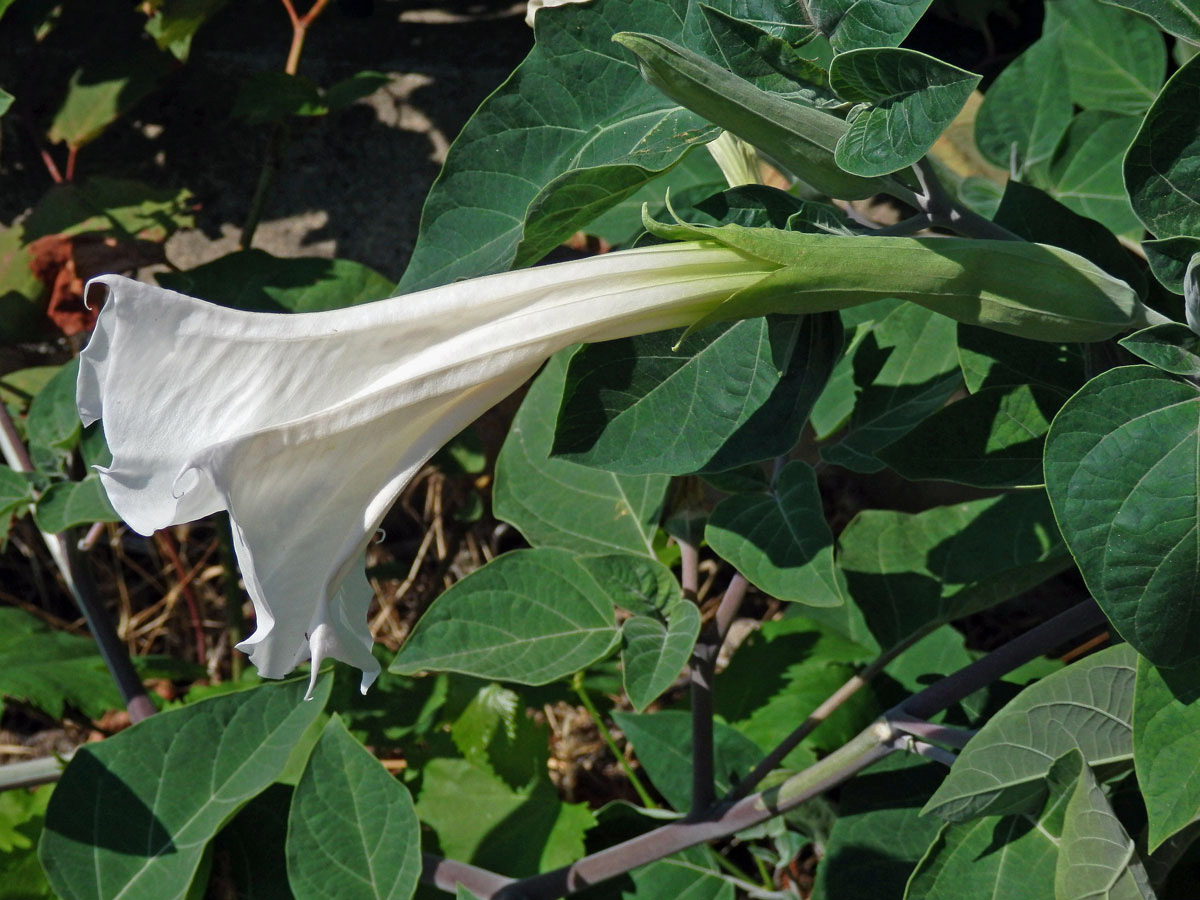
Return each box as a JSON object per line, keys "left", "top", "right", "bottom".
{"left": 77, "top": 240, "right": 781, "bottom": 697}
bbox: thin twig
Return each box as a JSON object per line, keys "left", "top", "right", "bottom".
{"left": 885, "top": 713, "right": 976, "bottom": 749}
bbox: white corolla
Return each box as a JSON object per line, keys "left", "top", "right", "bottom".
{"left": 77, "top": 241, "right": 783, "bottom": 697}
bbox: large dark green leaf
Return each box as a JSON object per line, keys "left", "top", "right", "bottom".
{"left": 493, "top": 352, "right": 669, "bottom": 556}
{"left": 553, "top": 314, "right": 839, "bottom": 475}
{"left": 705, "top": 461, "right": 842, "bottom": 604}
{"left": 1143, "top": 235, "right": 1200, "bottom": 294}
{"left": 398, "top": 0, "right": 806, "bottom": 292}
{"left": 975, "top": 34, "right": 1072, "bottom": 177}
{"left": 157, "top": 250, "right": 392, "bottom": 313}
{"left": 1125, "top": 53, "right": 1200, "bottom": 238}
{"left": 907, "top": 751, "right": 1081, "bottom": 900}
{"left": 0, "top": 607, "right": 121, "bottom": 719}
{"left": 286, "top": 717, "right": 420, "bottom": 900}
{"left": 1133, "top": 655, "right": 1200, "bottom": 851}
{"left": 1048, "top": 0, "right": 1166, "bottom": 117}
{"left": 923, "top": 644, "right": 1136, "bottom": 822}
{"left": 1045, "top": 111, "right": 1143, "bottom": 237}
{"left": 829, "top": 49, "right": 980, "bottom": 177}
{"left": 992, "top": 179, "right": 1147, "bottom": 299}
{"left": 612, "top": 710, "right": 763, "bottom": 811}
{"left": 389, "top": 548, "right": 620, "bottom": 684}
{"left": 603, "top": 847, "right": 734, "bottom": 900}
{"left": 802, "top": 0, "right": 934, "bottom": 52}
{"left": 819, "top": 302, "right": 961, "bottom": 473}
{"left": 811, "top": 755, "right": 944, "bottom": 900}
{"left": 1099, "top": 0, "right": 1200, "bottom": 44}
{"left": 1044, "top": 366, "right": 1200, "bottom": 667}
{"left": 39, "top": 677, "right": 330, "bottom": 900}
{"left": 715, "top": 617, "right": 873, "bottom": 761}
{"left": 877, "top": 384, "right": 1063, "bottom": 488}
{"left": 415, "top": 758, "right": 594, "bottom": 877}
{"left": 813, "top": 491, "right": 1068, "bottom": 657}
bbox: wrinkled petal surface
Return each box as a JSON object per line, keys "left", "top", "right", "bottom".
{"left": 78, "top": 242, "right": 774, "bottom": 692}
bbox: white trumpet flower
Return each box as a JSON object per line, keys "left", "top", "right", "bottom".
{"left": 77, "top": 241, "right": 781, "bottom": 697}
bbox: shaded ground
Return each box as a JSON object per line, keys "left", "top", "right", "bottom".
{"left": 0, "top": 0, "right": 535, "bottom": 280}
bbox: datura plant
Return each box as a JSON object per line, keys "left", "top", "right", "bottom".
{"left": 7, "top": 1, "right": 1200, "bottom": 900}
{"left": 78, "top": 222, "right": 1152, "bottom": 697}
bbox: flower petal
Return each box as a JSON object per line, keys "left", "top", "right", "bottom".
{"left": 78, "top": 242, "right": 775, "bottom": 689}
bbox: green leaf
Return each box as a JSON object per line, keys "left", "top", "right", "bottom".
{"left": 877, "top": 383, "right": 1063, "bottom": 488}
{"left": 25, "top": 359, "right": 80, "bottom": 455}
{"left": 0, "top": 786, "right": 54, "bottom": 900}
{"left": 829, "top": 49, "right": 980, "bottom": 177}
{"left": 552, "top": 314, "right": 839, "bottom": 475}
{"left": 1044, "top": 366, "right": 1200, "bottom": 667}
{"left": 1144, "top": 236, "right": 1200, "bottom": 294}
{"left": 975, "top": 34, "right": 1073, "bottom": 177}
{"left": 144, "top": 0, "right": 228, "bottom": 59}
{"left": 213, "top": 785, "right": 292, "bottom": 900}
{"left": 494, "top": 352, "right": 669, "bottom": 557}
{"left": 614, "top": 31, "right": 891, "bottom": 200}
{"left": 906, "top": 753, "right": 1080, "bottom": 899}
{"left": 923, "top": 644, "right": 1136, "bottom": 822}
{"left": 324, "top": 71, "right": 390, "bottom": 110}
{"left": 612, "top": 710, "right": 763, "bottom": 812}
{"left": 24, "top": 178, "right": 195, "bottom": 244}
{"left": 0, "top": 225, "right": 49, "bottom": 345}
{"left": 1045, "top": 111, "right": 1143, "bottom": 237}
{"left": 1048, "top": 0, "right": 1166, "bottom": 116}
{"left": 824, "top": 491, "right": 1068, "bottom": 659}
{"left": 802, "top": 0, "right": 934, "bottom": 52}
{"left": 0, "top": 87, "right": 12, "bottom": 118}
{"left": 390, "top": 548, "right": 620, "bottom": 684}
{"left": 0, "top": 465, "right": 32, "bottom": 541}
{"left": 415, "top": 758, "right": 594, "bottom": 877}
{"left": 620, "top": 611, "right": 699, "bottom": 712}
{"left": 39, "top": 676, "right": 331, "bottom": 900}
{"left": 1098, "top": 0, "right": 1200, "bottom": 44}
{"left": 601, "top": 555, "right": 697, "bottom": 711}
{"left": 233, "top": 71, "right": 325, "bottom": 124}
{"left": 399, "top": 0, "right": 805, "bottom": 291}
{"left": 48, "top": 49, "right": 172, "bottom": 147}
{"left": 286, "top": 717, "right": 420, "bottom": 900}
{"left": 705, "top": 461, "right": 841, "bottom": 604}
{"left": 1125, "top": 54, "right": 1200, "bottom": 238}
{"left": 692, "top": 5, "right": 839, "bottom": 108}
{"left": 1120, "top": 323, "right": 1200, "bottom": 376}
{"left": 1134, "top": 655, "right": 1200, "bottom": 851}
{"left": 956, "top": 325, "right": 1086, "bottom": 397}
{"left": 0, "top": 607, "right": 120, "bottom": 719}
{"left": 607, "top": 846, "right": 734, "bottom": 900}
{"left": 812, "top": 756, "right": 945, "bottom": 900}
{"left": 819, "top": 302, "right": 961, "bottom": 473}
{"left": 993, "top": 178, "right": 1147, "bottom": 299}
{"left": 156, "top": 250, "right": 392, "bottom": 313}
{"left": 34, "top": 477, "right": 120, "bottom": 533}
{"left": 1057, "top": 760, "right": 1156, "bottom": 900}
{"left": 715, "top": 617, "right": 873, "bottom": 761}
